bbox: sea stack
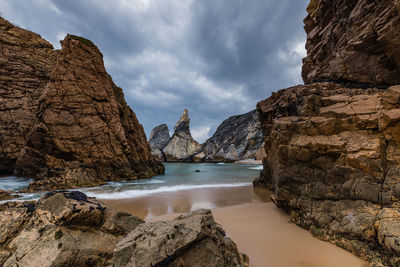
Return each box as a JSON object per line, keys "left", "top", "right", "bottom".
{"left": 255, "top": 0, "right": 400, "bottom": 266}
{"left": 148, "top": 124, "right": 170, "bottom": 161}
{"left": 0, "top": 17, "right": 164, "bottom": 191}
{"left": 162, "top": 109, "right": 202, "bottom": 161}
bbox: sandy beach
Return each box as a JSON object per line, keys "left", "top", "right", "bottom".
{"left": 102, "top": 187, "right": 368, "bottom": 267}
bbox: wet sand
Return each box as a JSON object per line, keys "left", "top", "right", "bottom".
{"left": 102, "top": 187, "right": 368, "bottom": 267}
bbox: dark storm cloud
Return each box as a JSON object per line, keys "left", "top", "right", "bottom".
{"left": 0, "top": 0, "right": 308, "bottom": 142}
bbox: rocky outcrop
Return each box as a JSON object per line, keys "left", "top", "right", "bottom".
{"left": 0, "top": 191, "right": 143, "bottom": 266}
{"left": 148, "top": 124, "right": 170, "bottom": 160}
{"left": 0, "top": 17, "right": 58, "bottom": 175}
{"left": 0, "top": 190, "right": 19, "bottom": 201}
{"left": 113, "top": 209, "right": 249, "bottom": 267}
{"left": 255, "top": 0, "right": 400, "bottom": 265}
{"left": 162, "top": 109, "right": 202, "bottom": 161}
{"left": 302, "top": 0, "right": 400, "bottom": 86}
{"left": 0, "top": 17, "right": 164, "bottom": 191}
{"left": 0, "top": 194, "right": 246, "bottom": 267}
{"left": 201, "top": 110, "right": 265, "bottom": 162}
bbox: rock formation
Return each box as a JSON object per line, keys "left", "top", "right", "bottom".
{"left": 161, "top": 109, "right": 202, "bottom": 161}
{"left": 0, "top": 17, "right": 59, "bottom": 175}
{"left": 255, "top": 1, "right": 400, "bottom": 265}
{"left": 201, "top": 110, "right": 264, "bottom": 162}
{"left": 0, "top": 193, "right": 247, "bottom": 266}
{"left": 0, "top": 191, "right": 143, "bottom": 266}
{"left": 148, "top": 124, "right": 170, "bottom": 160}
{"left": 302, "top": 0, "right": 400, "bottom": 86}
{"left": 113, "top": 209, "right": 249, "bottom": 267}
{"left": 0, "top": 17, "right": 164, "bottom": 191}
{"left": 149, "top": 109, "right": 265, "bottom": 162}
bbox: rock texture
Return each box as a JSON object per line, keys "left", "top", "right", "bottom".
{"left": 255, "top": 0, "right": 400, "bottom": 265}
{"left": 113, "top": 209, "right": 249, "bottom": 267}
{"left": 0, "top": 191, "right": 143, "bottom": 267}
{"left": 162, "top": 109, "right": 202, "bottom": 161}
{"left": 0, "top": 16, "right": 164, "bottom": 191}
{"left": 0, "top": 17, "right": 58, "bottom": 175}
{"left": 201, "top": 110, "right": 264, "bottom": 162}
{"left": 148, "top": 124, "right": 170, "bottom": 161}
{"left": 303, "top": 0, "right": 400, "bottom": 86}
{"left": 0, "top": 190, "right": 19, "bottom": 201}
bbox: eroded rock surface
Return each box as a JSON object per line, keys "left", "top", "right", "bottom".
{"left": 113, "top": 209, "right": 249, "bottom": 267}
{"left": 255, "top": 82, "right": 400, "bottom": 265}
{"left": 0, "top": 191, "right": 143, "bottom": 267}
{"left": 162, "top": 109, "right": 202, "bottom": 161}
{"left": 201, "top": 110, "right": 264, "bottom": 162}
{"left": 0, "top": 16, "right": 163, "bottom": 191}
{"left": 149, "top": 124, "right": 170, "bottom": 161}
{"left": 302, "top": 0, "right": 400, "bottom": 86}
{"left": 0, "top": 17, "right": 58, "bottom": 175}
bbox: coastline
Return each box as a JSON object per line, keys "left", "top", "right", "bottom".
{"left": 102, "top": 188, "right": 368, "bottom": 267}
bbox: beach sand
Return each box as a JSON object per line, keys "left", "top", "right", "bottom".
{"left": 102, "top": 187, "right": 368, "bottom": 267}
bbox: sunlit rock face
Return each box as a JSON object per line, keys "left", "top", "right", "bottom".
{"left": 255, "top": 0, "right": 400, "bottom": 265}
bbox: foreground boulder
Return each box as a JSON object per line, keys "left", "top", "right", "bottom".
{"left": 201, "top": 110, "right": 265, "bottom": 162}
{"left": 255, "top": 0, "right": 400, "bottom": 265}
{"left": 113, "top": 209, "right": 249, "bottom": 267}
{"left": 162, "top": 109, "right": 202, "bottom": 161}
{"left": 0, "top": 16, "right": 164, "bottom": 191}
{"left": 0, "top": 191, "right": 143, "bottom": 266}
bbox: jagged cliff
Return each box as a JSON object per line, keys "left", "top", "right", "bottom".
{"left": 149, "top": 110, "right": 264, "bottom": 162}
{"left": 255, "top": 1, "right": 400, "bottom": 266}
{"left": 0, "top": 17, "right": 164, "bottom": 191}
{"left": 162, "top": 109, "right": 202, "bottom": 161}
{"left": 201, "top": 110, "right": 264, "bottom": 162}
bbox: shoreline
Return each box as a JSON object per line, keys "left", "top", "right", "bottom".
{"left": 102, "top": 189, "right": 368, "bottom": 267}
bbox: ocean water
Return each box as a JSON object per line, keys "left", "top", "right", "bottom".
{"left": 0, "top": 163, "right": 263, "bottom": 201}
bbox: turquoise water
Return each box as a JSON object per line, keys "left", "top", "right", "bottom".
{"left": 0, "top": 163, "right": 263, "bottom": 201}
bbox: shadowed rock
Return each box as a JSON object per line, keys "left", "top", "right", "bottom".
{"left": 149, "top": 124, "right": 170, "bottom": 160}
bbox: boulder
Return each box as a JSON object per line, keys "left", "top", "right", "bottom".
{"left": 162, "top": 109, "right": 202, "bottom": 161}
{"left": 0, "top": 191, "right": 143, "bottom": 267}
{"left": 113, "top": 209, "right": 249, "bottom": 267}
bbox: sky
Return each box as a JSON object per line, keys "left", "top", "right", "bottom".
{"left": 0, "top": 0, "right": 309, "bottom": 143}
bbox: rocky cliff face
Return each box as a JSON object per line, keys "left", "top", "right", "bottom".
{"left": 303, "top": 0, "right": 400, "bottom": 86}
{"left": 0, "top": 17, "right": 58, "bottom": 175}
{"left": 255, "top": 0, "right": 400, "bottom": 265}
{"left": 201, "top": 110, "right": 264, "bottom": 162}
{"left": 161, "top": 109, "right": 202, "bottom": 161}
{"left": 0, "top": 17, "right": 164, "bottom": 191}
{"left": 148, "top": 124, "right": 170, "bottom": 160}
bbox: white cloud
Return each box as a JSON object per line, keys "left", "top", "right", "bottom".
{"left": 191, "top": 126, "right": 211, "bottom": 143}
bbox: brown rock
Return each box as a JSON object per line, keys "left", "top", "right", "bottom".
{"left": 0, "top": 189, "right": 20, "bottom": 201}
{"left": 302, "top": 0, "right": 400, "bottom": 86}
{"left": 113, "top": 209, "right": 249, "bottom": 267}
{"left": 0, "top": 191, "right": 143, "bottom": 267}
{"left": 255, "top": 82, "right": 400, "bottom": 265}
{"left": 0, "top": 17, "right": 58, "bottom": 175}
{"left": 0, "top": 16, "right": 164, "bottom": 191}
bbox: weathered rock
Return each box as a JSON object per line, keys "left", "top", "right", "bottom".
{"left": 0, "top": 189, "right": 20, "bottom": 201}
{"left": 201, "top": 110, "right": 265, "bottom": 162}
{"left": 162, "top": 109, "right": 202, "bottom": 161}
{"left": 302, "top": 0, "right": 400, "bottom": 86}
{"left": 148, "top": 124, "right": 170, "bottom": 161}
{"left": 0, "top": 17, "right": 59, "bottom": 175}
{"left": 113, "top": 209, "right": 249, "bottom": 267}
{"left": 0, "top": 191, "right": 143, "bottom": 267}
{"left": 255, "top": 82, "right": 400, "bottom": 265}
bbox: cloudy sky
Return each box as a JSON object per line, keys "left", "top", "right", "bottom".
{"left": 1, "top": 0, "right": 308, "bottom": 142}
